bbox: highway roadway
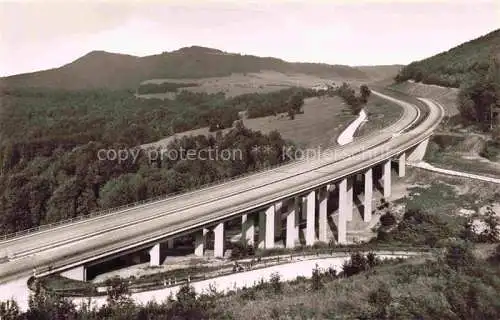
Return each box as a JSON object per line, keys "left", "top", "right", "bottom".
{"left": 0, "top": 91, "right": 444, "bottom": 284}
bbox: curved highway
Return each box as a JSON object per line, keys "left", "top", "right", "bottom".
{"left": 0, "top": 91, "right": 444, "bottom": 284}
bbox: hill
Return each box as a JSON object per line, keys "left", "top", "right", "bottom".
{"left": 395, "top": 28, "right": 500, "bottom": 87}
{"left": 355, "top": 65, "right": 403, "bottom": 82}
{"left": 0, "top": 46, "right": 369, "bottom": 90}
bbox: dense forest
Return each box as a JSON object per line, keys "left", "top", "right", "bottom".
{"left": 394, "top": 28, "right": 500, "bottom": 133}
{"left": 395, "top": 29, "right": 500, "bottom": 88}
{"left": 136, "top": 82, "right": 199, "bottom": 94}
{"left": 235, "top": 87, "right": 320, "bottom": 119}
{"left": 456, "top": 57, "right": 500, "bottom": 131}
{"left": 0, "top": 85, "right": 332, "bottom": 235}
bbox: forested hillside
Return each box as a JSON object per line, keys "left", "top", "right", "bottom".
{"left": 0, "top": 46, "right": 369, "bottom": 90}
{"left": 395, "top": 29, "right": 500, "bottom": 88}
{"left": 394, "top": 29, "right": 500, "bottom": 133}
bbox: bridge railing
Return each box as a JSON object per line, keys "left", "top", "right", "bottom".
{"left": 0, "top": 161, "right": 290, "bottom": 241}
{"left": 1, "top": 138, "right": 369, "bottom": 242}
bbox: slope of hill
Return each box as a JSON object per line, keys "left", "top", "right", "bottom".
{"left": 0, "top": 51, "right": 143, "bottom": 90}
{"left": 0, "top": 46, "right": 369, "bottom": 90}
{"left": 355, "top": 65, "right": 403, "bottom": 81}
{"left": 395, "top": 29, "right": 500, "bottom": 87}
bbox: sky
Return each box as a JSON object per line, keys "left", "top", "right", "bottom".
{"left": 0, "top": 0, "right": 499, "bottom": 76}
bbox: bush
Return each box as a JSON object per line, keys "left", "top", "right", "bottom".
{"left": 445, "top": 242, "right": 476, "bottom": 270}
{"left": 105, "top": 276, "right": 132, "bottom": 307}
{"left": 342, "top": 252, "right": 368, "bottom": 277}
{"left": 0, "top": 299, "right": 20, "bottom": 320}
{"left": 368, "top": 283, "right": 392, "bottom": 318}
{"left": 269, "top": 272, "right": 282, "bottom": 294}
{"left": 480, "top": 206, "right": 500, "bottom": 243}
{"left": 366, "top": 252, "right": 378, "bottom": 268}
{"left": 230, "top": 241, "right": 255, "bottom": 260}
{"left": 376, "top": 230, "right": 393, "bottom": 242}
{"left": 380, "top": 212, "right": 397, "bottom": 228}
{"left": 489, "top": 244, "right": 500, "bottom": 263}
{"left": 311, "top": 264, "right": 323, "bottom": 291}
{"left": 383, "top": 209, "right": 462, "bottom": 247}
{"left": 480, "top": 140, "right": 500, "bottom": 160}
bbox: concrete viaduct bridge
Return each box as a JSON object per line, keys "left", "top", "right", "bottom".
{"left": 0, "top": 91, "right": 444, "bottom": 307}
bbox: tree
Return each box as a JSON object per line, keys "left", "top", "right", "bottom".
{"left": 105, "top": 276, "right": 132, "bottom": 307}
{"left": 457, "top": 56, "right": 500, "bottom": 130}
{"left": 98, "top": 173, "right": 147, "bottom": 209}
{"left": 489, "top": 244, "right": 500, "bottom": 263}
{"left": 27, "top": 280, "right": 77, "bottom": 320}
{"left": 175, "top": 284, "right": 197, "bottom": 311}
{"left": 311, "top": 264, "right": 323, "bottom": 291}
{"left": 360, "top": 85, "right": 371, "bottom": 103}
{"left": 445, "top": 242, "right": 476, "bottom": 270}
{"left": 481, "top": 206, "right": 499, "bottom": 242}
{"left": 368, "top": 283, "right": 392, "bottom": 319}
{"left": 270, "top": 272, "right": 282, "bottom": 294}
{"left": 170, "top": 284, "right": 210, "bottom": 319}
{"left": 342, "top": 252, "right": 368, "bottom": 277}
{"left": 366, "top": 252, "right": 378, "bottom": 268}
{"left": 336, "top": 82, "right": 364, "bottom": 114}
{"left": 380, "top": 212, "right": 397, "bottom": 228}
{"left": 461, "top": 218, "right": 479, "bottom": 242}
{"left": 0, "top": 299, "right": 20, "bottom": 320}
{"left": 288, "top": 92, "right": 304, "bottom": 114}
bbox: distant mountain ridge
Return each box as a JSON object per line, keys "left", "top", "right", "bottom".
{"left": 0, "top": 46, "right": 372, "bottom": 90}
{"left": 395, "top": 28, "right": 500, "bottom": 87}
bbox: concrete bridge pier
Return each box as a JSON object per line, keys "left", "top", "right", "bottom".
{"left": 194, "top": 228, "right": 208, "bottom": 257}
{"left": 337, "top": 178, "right": 351, "bottom": 244}
{"left": 214, "top": 222, "right": 225, "bottom": 258}
{"left": 318, "top": 186, "right": 329, "bottom": 243}
{"left": 364, "top": 168, "right": 373, "bottom": 222}
{"left": 265, "top": 205, "right": 276, "bottom": 249}
{"left": 148, "top": 243, "right": 162, "bottom": 267}
{"left": 305, "top": 190, "right": 316, "bottom": 246}
{"left": 258, "top": 211, "right": 266, "bottom": 249}
{"left": 383, "top": 160, "right": 392, "bottom": 199}
{"left": 347, "top": 179, "right": 354, "bottom": 221}
{"left": 241, "top": 214, "right": 255, "bottom": 246}
{"left": 398, "top": 152, "right": 406, "bottom": 177}
{"left": 274, "top": 202, "right": 284, "bottom": 239}
{"left": 286, "top": 197, "right": 299, "bottom": 248}
{"left": 257, "top": 205, "right": 277, "bottom": 249}
{"left": 167, "top": 239, "right": 174, "bottom": 249}
{"left": 342, "top": 177, "right": 354, "bottom": 221}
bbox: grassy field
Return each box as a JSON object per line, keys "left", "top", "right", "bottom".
{"left": 402, "top": 167, "right": 500, "bottom": 216}
{"left": 390, "top": 81, "right": 460, "bottom": 117}
{"left": 355, "top": 95, "right": 403, "bottom": 137}
{"left": 424, "top": 133, "right": 500, "bottom": 178}
{"left": 138, "top": 71, "right": 332, "bottom": 98}
{"left": 142, "top": 95, "right": 352, "bottom": 149}
{"left": 142, "top": 90, "right": 402, "bottom": 150}
{"left": 138, "top": 70, "right": 398, "bottom": 100}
